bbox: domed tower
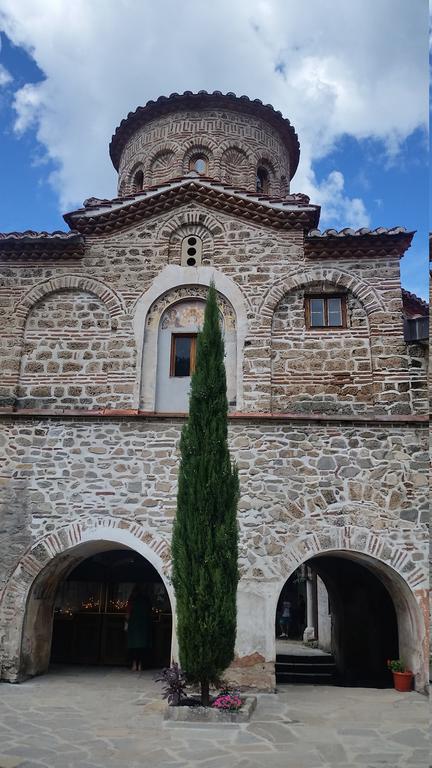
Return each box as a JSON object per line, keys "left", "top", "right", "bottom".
{"left": 109, "top": 91, "right": 300, "bottom": 198}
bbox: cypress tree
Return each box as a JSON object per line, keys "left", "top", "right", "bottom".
{"left": 172, "top": 282, "right": 239, "bottom": 706}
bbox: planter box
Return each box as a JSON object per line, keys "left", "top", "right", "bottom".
{"left": 164, "top": 696, "right": 257, "bottom": 724}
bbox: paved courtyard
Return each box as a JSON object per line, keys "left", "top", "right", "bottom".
{"left": 0, "top": 666, "right": 429, "bottom": 768}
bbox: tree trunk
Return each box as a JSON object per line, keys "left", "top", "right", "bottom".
{"left": 201, "top": 679, "right": 210, "bottom": 707}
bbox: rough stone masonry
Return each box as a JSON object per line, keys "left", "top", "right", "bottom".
{"left": 0, "top": 91, "right": 428, "bottom": 691}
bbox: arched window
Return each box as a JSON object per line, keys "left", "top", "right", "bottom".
{"left": 189, "top": 155, "right": 208, "bottom": 175}
{"left": 133, "top": 169, "right": 144, "bottom": 192}
{"left": 181, "top": 235, "right": 203, "bottom": 267}
{"left": 256, "top": 166, "right": 270, "bottom": 194}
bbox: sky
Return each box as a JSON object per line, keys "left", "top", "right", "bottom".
{"left": 0, "top": 0, "right": 428, "bottom": 298}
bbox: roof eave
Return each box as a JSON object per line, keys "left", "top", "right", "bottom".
{"left": 305, "top": 229, "right": 415, "bottom": 259}
{"left": 64, "top": 183, "right": 320, "bottom": 235}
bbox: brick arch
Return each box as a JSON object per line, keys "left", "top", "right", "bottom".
{"left": 158, "top": 209, "right": 225, "bottom": 241}
{"left": 268, "top": 524, "right": 428, "bottom": 690}
{"left": 277, "top": 526, "right": 426, "bottom": 590}
{"left": 181, "top": 136, "right": 220, "bottom": 158}
{"left": 148, "top": 147, "right": 176, "bottom": 170}
{"left": 0, "top": 518, "right": 173, "bottom": 681}
{"left": 14, "top": 275, "right": 125, "bottom": 329}
{"left": 147, "top": 140, "right": 179, "bottom": 158}
{"left": 129, "top": 159, "right": 145, "bottom": 176}
{"left": 215, "top": 139, "right": 256, "bottom": 166}
{"left": 260, "top": 268, "right": 384, "bottom": 321}
{"left": 127, "top": 160, "right": 145, "bottom": 189}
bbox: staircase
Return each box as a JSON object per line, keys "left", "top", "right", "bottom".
{"left": 275, "top": 652, "right": 337, "bottom": 685}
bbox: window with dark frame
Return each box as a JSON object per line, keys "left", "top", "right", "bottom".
{"left": 170, "top": 333, "right": 197, "bottom": 377}
{"left": 133, "top": 169, "right": 144, "bottom": 192}
{"left": 306, "top": 296, "right": 346, "bottom": 328}
{"left": 256, "top": 166, "right": 270, "bottom": 194}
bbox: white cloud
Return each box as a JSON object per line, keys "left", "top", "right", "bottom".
{"left": 0, "top": 62, "right": 11, "bottom": 86}
{"left": 0, "top": 0, "right": 427, "bottom": 223}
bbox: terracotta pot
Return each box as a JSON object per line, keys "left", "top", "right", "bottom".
{"left": 392, "top": 671, "right": 413, "bottom": 692}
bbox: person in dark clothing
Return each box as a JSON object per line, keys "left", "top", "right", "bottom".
{"left": 126, "top": 584, "right": 152, "bottom": 671}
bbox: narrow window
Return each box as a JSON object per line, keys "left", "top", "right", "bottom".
{"left": 189, "top": 155, "right": 208, "bottom": 175}
{"left": 181, "top": 235, "right": 203, "bottom": 267}
{"left": 256, "top": 166, "right": 270, "bottom": 194}
{"left": 133, "top": 169, "right": 144, "bottom": 192}
{"left": 170, "top": 333, "right": 197, "bottom": 377}
{"left": 306, "top": 296, "right": 346, "bottom": 328}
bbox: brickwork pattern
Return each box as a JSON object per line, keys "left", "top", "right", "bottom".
{"left": 15, "top": 291, "right": 136, "bottom": 410}
{"left": 271, "top": 288, "right": 373, "bottom": 413}
{"left": 0, "top": 206, "right": 428, "bottom": 415}
{"left": 117, "top": 109, "right": 291, "bottom": 196}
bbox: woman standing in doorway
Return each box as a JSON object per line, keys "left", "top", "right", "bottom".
{"left": 126, "top": 584, "right": 152, "bottom": 671}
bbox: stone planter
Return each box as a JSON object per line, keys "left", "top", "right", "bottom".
{"left": 164, "top": 696, "right": 257, "bottom": 724}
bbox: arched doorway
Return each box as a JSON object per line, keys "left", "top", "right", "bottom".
{"left": 51, "top": 549, "right": 172, "bottom": 669}
{"left": 0, "top": 520, "right": 174, "bottom": 682}
{"left": 275, "top": 553, "right": 408, "bottom": 688}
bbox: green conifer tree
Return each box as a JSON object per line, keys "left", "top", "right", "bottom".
{"left": 172, "top": 282, "right": 239, "bottom": 706}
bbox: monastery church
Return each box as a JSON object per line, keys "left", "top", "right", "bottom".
{"left": 0, "top": 91, "right": 428, "bottom": 691}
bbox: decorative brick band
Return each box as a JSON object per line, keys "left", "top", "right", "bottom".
{"left": 14, "top": 275, "right": 126, "bottom": 329}
{"left": 158, "top": 209, "right": 225, "bottom": 241}
{"left": 0, "top": 517, "right": 172, "bottom": 609}
{"left": 278, "top": 525, "right": 427, "bottom": 590}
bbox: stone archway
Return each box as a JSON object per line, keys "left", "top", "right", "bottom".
{"left": 234, "top": 525, "right": 428, "bottom": 692}
{"left": 0, "top": 518, "right": 174, "bottom": 682}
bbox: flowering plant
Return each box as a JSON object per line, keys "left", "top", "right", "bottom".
{"left": 387, "top": 659, "right": 406, "bottom": 673}
{"left": 212, "top": 691, "right": 243, "bottom": 711}
{"left": 155, "top": 663, "right": 187, "bottom": 705}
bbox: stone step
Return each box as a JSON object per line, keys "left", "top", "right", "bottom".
{"left": 276, "top": 661, "right": 337, "bottom": 672}
{"left": 276, "top": 652, "right": 337, "bottom": 685}
{"left": 276, "top": 653, "right": 336, "bottom": 665}
{"left": 276, "top": 670, "right": 335, "bottom": 685}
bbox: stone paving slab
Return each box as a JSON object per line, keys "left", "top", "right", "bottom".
{"left": 0, "top": 667, "right": 429, "bottom": 768}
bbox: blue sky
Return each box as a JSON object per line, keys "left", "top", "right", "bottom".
{"left": 0, "top": 1, "right": 428, "bottom": 298}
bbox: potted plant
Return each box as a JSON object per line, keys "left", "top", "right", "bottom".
{"left": 387, "top": 659, "right": 413, "bottom": 692}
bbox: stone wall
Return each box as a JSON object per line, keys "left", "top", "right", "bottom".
{"left": 16, "top": 290, "right": 136, "bottom": 410}
{"left": 1, "top": 205, "right": 426, "bottom": 417}
{"left": 0, "top": 417, "right": 427, "bottom": 545}
{"left": 271, "top": 286, "right": 373, "bottom": 414}
{"left": 0, "top": 415, "right": 428, "bottom": 687}
{"left": 117, "top": 109, "right": 291, "bottom": 196}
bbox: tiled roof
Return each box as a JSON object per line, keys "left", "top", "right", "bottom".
{"left": 308, "top": 226, "right": 409, "bottom": 237}
{"left": 402, "top": 289, "right": 429, "bottom": 317}
{"left": 109, "top": 91, "right": 300, "bottom": 178}
{"left": 0, "top": 230, "right": 85, "bottom": 259}
{"left": 64, "top": 177, "right": 320, "bottom": 234}
{"left": 306, "top": 226, "right": 414, "bottom": 259}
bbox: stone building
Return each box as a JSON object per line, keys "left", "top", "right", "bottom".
{"left": 0, "top": 92, "right": 429, "bottom": 691}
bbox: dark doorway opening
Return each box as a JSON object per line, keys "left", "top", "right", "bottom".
{"left": 275, "top": 567, "right": 307, "bottom": 641}
{"left": 50, "top": 549, "right": 172, "bottom": 668}
{"left": 276, "top": 555, "right": 399, "bottom": 688}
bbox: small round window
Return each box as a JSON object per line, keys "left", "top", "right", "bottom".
{"left": 189, "top": 155, "right": 208, "bottom": 175}
{"left": 181, "top": 235, "right": 203, "bottom": 267}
